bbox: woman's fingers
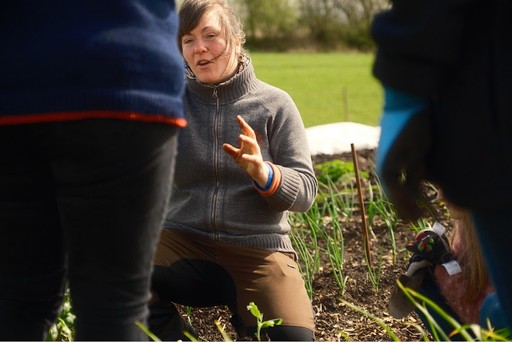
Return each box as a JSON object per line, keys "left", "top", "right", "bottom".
{"left": 222, "top": 143, "right": 240, "bottom": 159}
{"left": 236, "top": 115, "right": 256, "bottom": 138}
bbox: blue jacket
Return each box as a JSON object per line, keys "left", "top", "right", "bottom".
{"left": 0, "top": 1, "right": 186, "bottom": 127}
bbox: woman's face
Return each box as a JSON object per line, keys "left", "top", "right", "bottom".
{"left": 181, "top": 8, "right": 240, "bottom": 84}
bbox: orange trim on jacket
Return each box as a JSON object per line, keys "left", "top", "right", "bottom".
{"left": 0, "top": 110, "right": 187, "bottom": 127}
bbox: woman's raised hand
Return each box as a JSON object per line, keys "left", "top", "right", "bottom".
{"left": 222, "top": 115, "right": 269, "bottom": 187}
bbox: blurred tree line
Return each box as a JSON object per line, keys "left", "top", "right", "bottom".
{"left": 176, "top": 0, "right": 389, "bottom": 51}
{"left": 232, "top": 0, "right": 390, "bottom": 51}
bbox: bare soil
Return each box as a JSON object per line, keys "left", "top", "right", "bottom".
{"left": 176, "top": 149, "right": 447, "bottom": 341}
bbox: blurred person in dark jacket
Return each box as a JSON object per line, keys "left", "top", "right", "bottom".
{"left": 371, "top": 0, "right": 512, "bottom": 331}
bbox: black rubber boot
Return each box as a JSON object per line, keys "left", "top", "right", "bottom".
{"left": 148, "top": 301, "right": 198, "bottom": 341}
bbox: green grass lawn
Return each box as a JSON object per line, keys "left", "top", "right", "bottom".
{"left": 251, "top": 52, "right": 383, "bottom": 128}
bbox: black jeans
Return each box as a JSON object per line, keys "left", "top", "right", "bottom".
{"left": 0, "top": 119, "right": 179, "bottom": 340}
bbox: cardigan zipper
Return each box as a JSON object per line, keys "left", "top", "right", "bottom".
{"left": 210, "top": 86, "right": 221, "bottom": 240}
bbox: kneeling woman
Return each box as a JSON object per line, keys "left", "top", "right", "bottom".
{"left": 149, "top": 0, "right": 318, "bottom": 340}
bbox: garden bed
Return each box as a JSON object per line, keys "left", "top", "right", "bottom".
{"left": 176, "top": 149, "right": 448, "bottom": 341}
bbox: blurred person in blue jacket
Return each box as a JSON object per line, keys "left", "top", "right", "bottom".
{"left": 0, "top": 1, "right": 185, "bottom": 340}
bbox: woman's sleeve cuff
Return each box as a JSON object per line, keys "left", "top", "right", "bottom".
{"left": 253, "top": 162, "right": 281, "bottom": 197}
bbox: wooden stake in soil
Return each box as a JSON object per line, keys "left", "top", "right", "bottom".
{"left": 351, "top": 143, "right": 372, "bottom": 267}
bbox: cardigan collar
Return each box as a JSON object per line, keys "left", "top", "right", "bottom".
{"left": 185, "top": 57, "right": 259, "bottom": 104}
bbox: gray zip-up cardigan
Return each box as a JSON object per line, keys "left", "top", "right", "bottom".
{"left": 163, "top": 59, "right": 318, "bottom": 252}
